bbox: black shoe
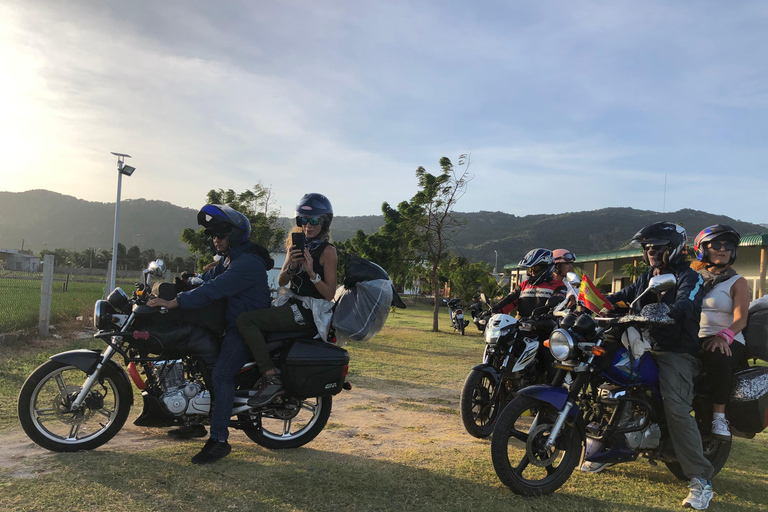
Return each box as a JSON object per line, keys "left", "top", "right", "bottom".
{"left": 247, "top": 372, "right": 285, "bottom": 407}
{"left": 191, "top": 438, "right": 231, "bottom": 465}
{"left": 168, "top": 424, "right": 207, "bottom": 439}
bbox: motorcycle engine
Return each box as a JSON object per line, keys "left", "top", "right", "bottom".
{"left": 152, "top": 360, "right": 206, "bottom": 416}
{"left": 596, "top": 383, "right": 660, "bottom": 450}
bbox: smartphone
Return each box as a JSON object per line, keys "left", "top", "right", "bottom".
{"left": 291, "top": 232, "right": 305, "bottom": 252}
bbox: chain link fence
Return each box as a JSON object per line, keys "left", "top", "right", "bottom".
{"left": 0, "top": 267, "right": 141, "bottom": 334}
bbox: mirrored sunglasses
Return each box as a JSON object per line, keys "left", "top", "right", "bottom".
{"left": 643, "top": 244, "right": 667, "bottom": 255}
{"left": 299, "top": 217, "right": 321, "bottom": 226}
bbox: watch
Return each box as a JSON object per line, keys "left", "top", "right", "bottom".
{"left": 310, "top": 273, "right": 322, "bottom": 284}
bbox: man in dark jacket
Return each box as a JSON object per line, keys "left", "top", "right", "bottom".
{"left": 149, "top": 204, "right": 273, "bottom": 464}
{"left": 581, "top": 222, "right": 713, "bottom": 510}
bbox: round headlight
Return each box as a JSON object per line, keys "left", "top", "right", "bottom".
{"left": 549, "top": 328, "right": 575, "bottom": 361}
{"left": 107, "top": 287, "right": 130, "bottom": 311}
{"left": 94, "top": 300, "right": 117, "bottom": 331}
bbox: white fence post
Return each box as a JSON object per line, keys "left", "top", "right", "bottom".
{"left": 106, "top": 260, "right": 113, "bottom": 293}
{"left": 38, "top": 254, "right": 55, "bottom": 337}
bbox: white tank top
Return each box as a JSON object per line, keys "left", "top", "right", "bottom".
{"left": 699, "top": 274, "right": 746, "bottom": 344}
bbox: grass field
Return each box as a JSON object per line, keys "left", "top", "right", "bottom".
{"left": 0, "top": 276, "right": 138, "bottom": 332}
{"left": 0, "top": 303, "right": 766, "bottom": 511}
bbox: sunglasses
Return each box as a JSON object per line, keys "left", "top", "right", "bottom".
{"left": 708, "top": 241, "right": 735, "bottom": 252}
{"left": 298, "top": 217, "right": 321, "bottom": 226}
{"left": 643, "top": 244, "right": 667, "bottom": 255}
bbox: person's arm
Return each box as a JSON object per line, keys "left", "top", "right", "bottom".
{"left": 495, "top": 286, "right": 521, "bottom": 314}
{"left": 278, "top": 243, "right": 304, "bottom": 287}
{"left": 667, "top": 270, "right": 704, "bottom": 321}
{"left": 302, "top": 245, "right": 338, "bottom": 301}
{"left": 175, "top": 254, "right": 264, "bottom": 310}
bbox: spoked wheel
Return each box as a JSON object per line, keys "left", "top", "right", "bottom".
{"left": 18, "top": 361, "right": 132, "bottom": 452}
{"left": 491, "top": 395, "right": 582, "bottom": 496}
{"left": 460, "top": 370, "right": 500, "bottom": 438}
{"left": 240, "top": 395, "right": 332, "bottom": 449}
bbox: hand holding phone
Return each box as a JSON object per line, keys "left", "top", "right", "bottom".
{"left": 291, "top": 232, "right": 305, "bottom": 252}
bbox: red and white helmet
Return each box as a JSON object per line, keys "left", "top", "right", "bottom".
{"left": 693, "top": 225, "right": 740, "bottom": 265}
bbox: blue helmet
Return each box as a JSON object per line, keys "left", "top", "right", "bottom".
{"left": 519, "top": 248, "right": 555, "bottom": 286}
{"left": 197, "top": 204, "right": 251, "bottom": 248}
{"left": 295, "top": 193, "right": 333, "bottom": 230}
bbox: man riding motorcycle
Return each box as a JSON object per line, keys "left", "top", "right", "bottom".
{"left": 581, "top": 221, "right": 714, "bottom": 510}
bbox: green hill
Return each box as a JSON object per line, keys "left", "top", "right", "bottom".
{"left": 0, "top": 190, "right": 764, "bottom": 267}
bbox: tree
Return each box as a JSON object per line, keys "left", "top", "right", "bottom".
{"left": 413, "top": 155, "right": 473, "bottom": 332}
{"left": 446, "top": 256, "right": 491, "bottom": 304}
{"left": 181, "top": 183, "right": 286, "bottom": 271}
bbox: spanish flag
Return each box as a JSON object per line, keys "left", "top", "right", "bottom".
{"left": 578, "top": 274, "right": 613, "bottom": 314}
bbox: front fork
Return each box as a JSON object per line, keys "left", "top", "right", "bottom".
{"left": 542, "top": 368, "right": 590, "bottom": 450}
{"left": 70, "top": 345, "right": 117, "bottom": 410}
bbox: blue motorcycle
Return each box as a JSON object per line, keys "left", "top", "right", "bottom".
{"left": 490, "top": 275, "right": 768, "bottom": 496}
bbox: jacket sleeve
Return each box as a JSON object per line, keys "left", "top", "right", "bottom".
{"left": 176, "top": 254, "right": 264, "bottom": 310}
{"left": 607, "top": 274, "right": 644, "bottom": 306}
{"left": 496, "top": 286, "right": 521, "bottom": 314}
{"left": 667, "top": 269, "right": 704, "bottom": 321}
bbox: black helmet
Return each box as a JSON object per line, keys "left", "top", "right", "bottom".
{"left": 295, "top": 193, "right": 333, "bottom": 230}
{"left": 694, "top": 225, "right": 740, "bottom": 265}
{"left": 197, "top": 204, "right": 251, "bottom": 251}
{"left": 630, "top": 221, "right": 687, "bottom": 267}
{"left": 519, "top": 248, "right": 555, "bottom": 286}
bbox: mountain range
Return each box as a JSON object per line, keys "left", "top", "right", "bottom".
{"left": 1, "top": 190, "right": 765, "bottom": 268}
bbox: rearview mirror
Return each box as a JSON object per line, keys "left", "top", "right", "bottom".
{"left": 147, "top": 259, "right": 166, "bottom": 278}
{"left": 648, "top": 274, "right": 676, "bottom": 294}
{"left": 565, "top": 272, "right": 581, "bottom": 288}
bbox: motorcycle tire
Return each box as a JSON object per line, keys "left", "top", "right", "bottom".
{"left": 460, "top": 370, "right": 500, "bottom": 438}
{"left": 240, "top": 395, "right": 332, "bottom": 450}
{"left": 459, "top": 321, "right": 465, "bottom": 336}
{"left": 664, "top": 437, "right": 731, "bottom": 481}
{"left": 491, "top": 395, "right": 582, "bottom": 496}
{"left": 18, "top": 360, "right": 132, "bottom": 452}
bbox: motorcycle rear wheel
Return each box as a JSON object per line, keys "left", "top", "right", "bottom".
{"left": 459, "top": 321, "right": 465, "bottom": 336}
{"left": 460, "top": 370, "right": 500, "bottom": 438}
{"left": 18, "top": 360, "right": 132, "bottom": 452}
{"left": 491, "top": 395, "right": 581, "bottom": 496}
{"left": 240, "top": 395, "right": 332, "bottom": 449}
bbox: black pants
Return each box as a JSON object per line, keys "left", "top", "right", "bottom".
{"left": 700, "top": 336, "right": 747, "bottom": 404}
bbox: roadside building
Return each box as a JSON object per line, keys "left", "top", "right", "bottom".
{"left": 0, "top": 249, "right": 41, "bottom": 272}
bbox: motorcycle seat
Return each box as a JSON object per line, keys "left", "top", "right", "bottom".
{"left": 265, "top": 330, "right": 318, "bottom": 343}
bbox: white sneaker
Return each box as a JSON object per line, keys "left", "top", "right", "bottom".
{"left": 580, "top": 461, "right": 615, "bottom": 473}
{"left": 682, "top": 477, "right": 713, "bottom": 510}
{"left": 711, "top": 416, "right": 731, "bottom": 440}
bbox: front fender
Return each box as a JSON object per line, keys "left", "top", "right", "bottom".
{"left": 518, "top": 384, "right": 570, "bottom": 409}
{"left": 470, "top": 363, "right": 501, "bottom": 383}
{"left": 50, "top": 350, "right": 133, "bottom": 404}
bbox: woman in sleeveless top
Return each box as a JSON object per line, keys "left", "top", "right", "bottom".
{"left": 692, "top": 225, "right": 750, "bottom": 440}
{"left": 236, "top": 193, "right": 338, "bottom": 407}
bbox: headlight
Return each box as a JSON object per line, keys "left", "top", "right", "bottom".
{"left": 549, "top": 328, "right": 575, "bottom": 361}
{"left": 485, "top": 327, "right": 510, "bottom": 345}
{"left": 106, "top": 287, "right": 130, "bottom": 311}
{"left": 93, "top": 300, "right": 117, "bottom": 331}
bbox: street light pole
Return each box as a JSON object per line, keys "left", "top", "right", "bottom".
{"left": 494, "top": 249, "right": 498, "bottom": 275}
{"left": 109, "top": 152, "right": 135, "bottom": 292}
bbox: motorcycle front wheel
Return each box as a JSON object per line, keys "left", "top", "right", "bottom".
{"left": 18, "top": 360, "right": 132, "bottom": 452}
{"left": 460, "top": 370, "right": 500, "bottom": 438}
{"left": 240, "top": 395, "right": 332, "bottom": 449}
{"left": 491, "top": 395, "right": 582, "bottom": 496}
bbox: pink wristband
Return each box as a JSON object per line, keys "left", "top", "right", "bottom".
{"left": 716, "top": 328, "right": 735, "bottom": 345}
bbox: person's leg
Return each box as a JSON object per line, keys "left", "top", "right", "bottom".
{"left": 192, "top": 329, "right": 250, "bottom": 464}
{"left": 236, "top": 303, "right": 315, "bottom": 373}
{"left": 701, "top": 340, "right": 745, "bottom": 439}
{"left": 653, "top": 351, "right": 714, "bottom": 509}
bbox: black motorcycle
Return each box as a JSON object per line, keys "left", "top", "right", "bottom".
{"left": 18, "top": 259, "right": 350, "bottom": 452}
{"left": 460, "top": 299, "right": 559, "bottom": 438}
{"left": 444, "top": 298, "right": 469, "bottom": 335}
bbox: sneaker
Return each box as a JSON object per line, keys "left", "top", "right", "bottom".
{"left": 682, "top": 477, "right": 713, "bottom": 510}
{"left": 191, "top": 438, "right": 231, "bottom": 465}
{"left": 711, "top": 416, "right": 731, "bottom": 441}
{"left": 247, "top": 372, "right": 285, "bottom": 407}
{"left": 168, "top": 424, "right": 207, "bottom": 440}
{"left": 580, "top": 461, "right": 615, "bottom": 473}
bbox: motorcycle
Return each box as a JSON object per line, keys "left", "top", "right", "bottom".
{"left": 460, "top": 274, "right": 581, "bottom": 439}
{"left": 444, "top": 298, "right": 469, "bottom": 335}
{"left": 460, "top": 296, "right": 560, "bottom": 438}
{"left": 18, "top": 259, "right": 350, "bottom": 453}
{"left": 490, "top": 274, "right": 768, "bottom": 496}
{"left": 466, "top": 295, "right": 493, "bottom": 333}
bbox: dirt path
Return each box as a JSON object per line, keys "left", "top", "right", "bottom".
{"left": 1, "top": 382, "right": 481, "bottom": 477}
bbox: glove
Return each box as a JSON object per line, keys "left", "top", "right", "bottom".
{"left": 181, "top": 272, "right": 195, "bottom": 280}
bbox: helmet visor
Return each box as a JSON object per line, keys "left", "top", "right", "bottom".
{"left": 204, "top": 224, "right": 234, "bottom": 238}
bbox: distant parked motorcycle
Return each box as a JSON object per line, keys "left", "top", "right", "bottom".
{"left": 444, "top": 298, "right": 470, "bottom": 335}
{"left": 18, "top": 259, "right": 350, "bottom": 453}
{"left": 467, "top": 295, "right": 493, "bottom": 333}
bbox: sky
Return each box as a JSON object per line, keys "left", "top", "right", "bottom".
{"left": 1, "top": 1, "right": 767, "bottom": 224}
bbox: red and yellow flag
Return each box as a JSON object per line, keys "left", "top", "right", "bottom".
{"left": 578, "top": 274, "right": 613, "bottom": 314}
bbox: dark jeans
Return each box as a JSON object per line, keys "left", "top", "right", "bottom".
{"left": 236, "top": 303, "right": 316, "bottom": 373}
{"left": 700, "top": 336, "right": 747, "bottom": 404}
{"left": 209, "top": 326, "right": 252, "bottom": 442}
